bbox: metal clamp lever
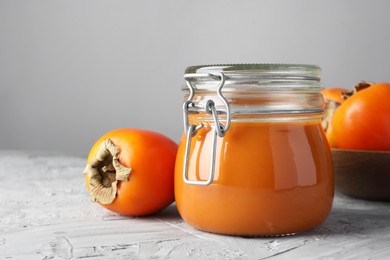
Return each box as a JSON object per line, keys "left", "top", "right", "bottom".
{"left": 182, "top": 72, "right": 231, "bottom": 186}
{"left": 182, "top": 124, "right": 218, "bottom": 186}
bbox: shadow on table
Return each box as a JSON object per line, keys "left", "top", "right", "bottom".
{"left": 149, "top": 203, "right": 181, "bottom": 219}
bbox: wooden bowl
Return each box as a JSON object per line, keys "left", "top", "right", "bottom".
{"left": 332, "top": 148, "right": 390, "bottom": 201}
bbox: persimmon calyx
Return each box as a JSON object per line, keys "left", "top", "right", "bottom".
{"left": 353, "top": 81, "right": 373, "bottom": 93}
{"left": 83, "top": 138, "right": 132, "bottom": 204}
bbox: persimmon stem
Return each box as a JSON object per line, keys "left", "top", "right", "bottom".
{"left": 83, "top": 139, "right": 132, "bottom": 204}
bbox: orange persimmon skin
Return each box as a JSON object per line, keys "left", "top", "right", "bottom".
{"left": 325, "top": 124, "right": 338, "bottom": 148}
{"left": 321, "top": 88, "right": 349, "bottom": 104}
{"left": 331, "top": 83, "right": 390, "bottom": 151}
{"left": 86, "top": 128, "right": 178, "bottom": 216}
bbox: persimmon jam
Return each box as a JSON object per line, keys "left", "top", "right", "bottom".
{"left": 175, "top": 116, "right": 334, "bottom": 236}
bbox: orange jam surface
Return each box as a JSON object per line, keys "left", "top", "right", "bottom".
{"left": 174, "top": 119, "right": 334, "bottom": 236}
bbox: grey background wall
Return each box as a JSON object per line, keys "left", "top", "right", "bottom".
{"left": 1, "top": 0, "right": 390, "bottom": 156}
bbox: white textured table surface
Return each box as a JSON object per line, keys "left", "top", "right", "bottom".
{"left": 1, "top": 150, "right": 390, "bottom": 260}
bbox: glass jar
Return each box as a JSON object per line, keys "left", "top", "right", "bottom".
{"left": 174, "top": 64, "right": 334, "bottom": 236}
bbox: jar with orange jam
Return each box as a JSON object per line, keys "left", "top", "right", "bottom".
{"left": 174, "top": 64, "right": 334, "bottom": 236}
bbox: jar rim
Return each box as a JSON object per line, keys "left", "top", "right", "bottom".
{"left": 185, "top": 63, "right": 321, "bottom": 80}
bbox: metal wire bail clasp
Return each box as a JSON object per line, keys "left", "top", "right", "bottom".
{"left": 182, "top": 72, "right": 231, "bottom": 186}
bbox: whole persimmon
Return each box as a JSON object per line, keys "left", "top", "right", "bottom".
{"left": 331, "top": 83, "right": 390, "bottom": 151}
{"left": 84, "top": 128, "right": 178, "bottom": 216}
